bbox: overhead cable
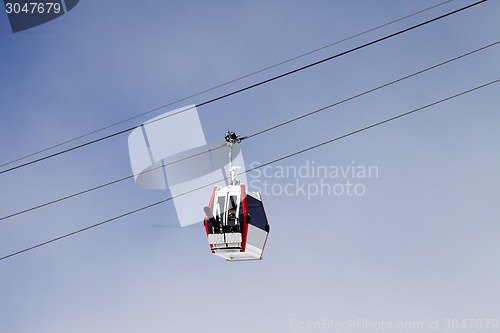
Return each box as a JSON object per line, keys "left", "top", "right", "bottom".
{"left": 1, "top": 40, "right": 497, "bottom": 222}
{"left": 0, "top": 0, "right": 454, "bottom": 170}
{"left": 0, "top": 0, "right": 486, "bottom": 176}
{"left": 1, "top": 75, "right": 498, "bottom": 262}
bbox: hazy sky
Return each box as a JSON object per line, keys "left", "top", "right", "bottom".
{"left": 1, "top": 1, "right": 499, "bottom": 332}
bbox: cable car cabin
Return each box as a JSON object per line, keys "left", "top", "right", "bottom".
{"left": 204, "top": 184, "right": 269, "bottom": 261}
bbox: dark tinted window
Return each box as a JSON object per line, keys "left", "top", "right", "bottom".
{"left": 246, "top": 196, "right": 268, "bottom": 231}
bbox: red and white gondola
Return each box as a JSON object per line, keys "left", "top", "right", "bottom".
{"left": 203, "top": 132, "right": 270, "bottom": 261}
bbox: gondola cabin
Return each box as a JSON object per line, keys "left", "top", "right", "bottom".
{"left": 204, "top": 184, "right": 269, "bottom": 261}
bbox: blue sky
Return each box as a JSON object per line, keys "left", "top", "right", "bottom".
{"left": 1, "top": 1, "right": 499, "bottom": 332}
